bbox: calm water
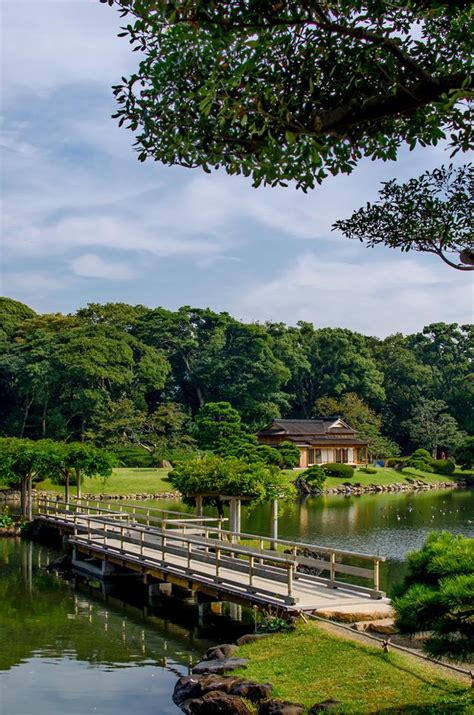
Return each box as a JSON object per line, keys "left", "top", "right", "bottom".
{"left": 0, "top": 539, "right": 224, "bottom": 715}
{"left": 1, "top": 488, "right": 473, "bottom": 714}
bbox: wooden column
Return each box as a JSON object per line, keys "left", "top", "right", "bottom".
{"left": 229, "top": 498, "right": 241, "bottom": 541}
{"left": 195, "top": 494, "right": 203, "bottom": 517}
{"left": 270, "top": 498, "right": 278, "bottom": 550}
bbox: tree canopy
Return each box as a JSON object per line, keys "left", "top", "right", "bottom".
{"left": 168, "top": 453, "right": 296, "bottom": 513}
{"left": 101, "top": 0, "right": 473, "bottom": 190}
{"left": 334, "top": 164, "right": 474, "bottom": 270}
{"left": 0, "top": 299, "right": 472, "bottom": 460}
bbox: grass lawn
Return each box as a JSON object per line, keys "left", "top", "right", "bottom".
{"left": 34, "top": 468, "right": 173, "bottom": 495}
{"left": 236, "top": 622, "right": 472, "bottom": 713}
{"left": 283, "top": 465, "right": 464, "bottom": 489}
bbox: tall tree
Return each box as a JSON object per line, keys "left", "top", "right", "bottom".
{"left": 0, "top": 438, "right": 58, "bottom": 519}
{"left": 47, "top": 442, "right": 116, "bottom": 501}
{"left": 284, "top": 325, "right": 385, "bottom": 417}
{"left": 408, "top": 323, "right": 474, "bottom": 434}
{"left": 403, "top": 399, "right": 464, "bottom": 458}
{"left": 334, "top": 164, "right": 474, "bottom": 270}
{"left": 102, "top": 0, "right": 473, "bottom": 189}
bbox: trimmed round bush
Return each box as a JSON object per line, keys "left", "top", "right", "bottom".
{"left": 431, "top": 459, "right": 456, "bottom": 476}
{"left": 358, "top": 466, "right": 377, "bottom": 474}
{"left": 322, "top": 463, "right": 355, "bottom": 479}
{"left": 301, "top": 465, "right": 326, "bottom": 490}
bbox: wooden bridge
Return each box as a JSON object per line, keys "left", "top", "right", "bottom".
{"left": 36, "top": 498, "right": 388, "bottom": 613}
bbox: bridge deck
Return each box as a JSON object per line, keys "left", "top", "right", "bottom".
{"left": 36, "top": 499, "right": 388, "bottom": 613}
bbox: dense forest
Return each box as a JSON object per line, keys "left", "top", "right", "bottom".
{"left": 0, "top": 297, "right": 472, "bottom": 462}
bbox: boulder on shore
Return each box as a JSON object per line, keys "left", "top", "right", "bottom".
{"left": 192, "top": 658, "right": 249, "bottom": 675}
{"left": 184, "top": 690, "right": 253, "bottom": 714}
{"left": 259, "top": 700, "right": 305, "bottom": 715}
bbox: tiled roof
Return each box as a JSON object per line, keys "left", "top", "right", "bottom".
{"left": 258, "top": 418, "right": 355, "bottom": 437}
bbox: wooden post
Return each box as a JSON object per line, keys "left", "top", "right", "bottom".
{"left": 374, "top": 559, "right": 380, "bottom": 592}
{"left": 329, "top": 551, "right": 336, "bottom": 587}
{"left": 195, "top": 494, "right": 203, "bottom": 517}
{"left": 120, "top": 526, "right": 124, "bottom": 552}
{"left": 270, "top": 499, "right": 278, "bottom": 550}
{"left": 287, "top": 563, "right": 293, "bottom": 599}
{"left": 229, "top": 497, "right": 241, "bottom": 544}
{"left": 140, "top": 529, "right": 144, "bottom": 557}
{"left": 162, "top": 521, "right": 167, "bottom": 560}
{"left": 187, "top": 540, "right": 191, "bottom": 570}
{"left": 249, "top": 556, "right": 254, "bottom": 587}
{"left": 215, "top": 548, "right": 221, "bottom": 579}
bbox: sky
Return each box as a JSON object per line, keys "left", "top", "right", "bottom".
{"left": 1, "top": 0, "right": 472, "bottom": 337}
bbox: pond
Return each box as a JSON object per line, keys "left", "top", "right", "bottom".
{"left": 1, "top": 488, "right": 473, "bottom": 714}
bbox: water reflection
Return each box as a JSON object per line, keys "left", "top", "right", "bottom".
{"left": 0, "top": 539, "right": 219, "bottom": 715}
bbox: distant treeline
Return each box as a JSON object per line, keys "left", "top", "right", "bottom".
{"left": 0, "top": 297, "right": 472, "bottom": 460}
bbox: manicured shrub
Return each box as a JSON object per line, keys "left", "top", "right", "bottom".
{"left": 254, "top": 444, "right": 282, "bottom": 465}
{"left": 358, "top": 466, "right": 377, "bottom": 474}
{"left": 300, "top": 465, "right": 326, "bottom": 491}
{"left": 430, "top": 458, "right": 456, "bottom": 476}
{"left": 277, "top": 441, "right": 301, "bottom": 469}
{"left": 406, "top": 448, "right": 433, "bottom": 472}
{"left": 392, "top": 531, "right": 474, "bottom": 661}
{"left": 411, "top": 448, "right": 432, "bottom": 461}
{"left": 322, "top": 463, "right": 354, "bottom": 479}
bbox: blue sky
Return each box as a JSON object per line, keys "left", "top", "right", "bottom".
{"left": 1, "top": 0, "right": 472, "bottom": 336}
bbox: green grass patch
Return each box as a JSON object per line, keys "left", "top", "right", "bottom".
{"left": 236, "top": 622, "right": 472, "bottom": 713}
{"left": 284, "top": 466, "right": 460, "bottom": 489}
{"left": 35, "top": 467, "right": 173, "bottom": 495}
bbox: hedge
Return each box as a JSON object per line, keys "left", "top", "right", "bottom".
{"left": 322, "top": 463, "right": 355, "bottom": 479}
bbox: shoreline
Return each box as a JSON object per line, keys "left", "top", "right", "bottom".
{"left": 0, "top": 479, "right": 468, "bottom": 504}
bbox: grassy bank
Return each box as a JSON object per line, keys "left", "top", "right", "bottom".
{"left": 283, "top": 465, "right": 466, "bottom": 489}
{"left": 29, "top": 465, "right": 468, "bottom": 498}
{"left": 236, "top": 622, "right": 472, "bottom": 713}
{"left": 34, "top": 468, "right": 173, "bottom": 495}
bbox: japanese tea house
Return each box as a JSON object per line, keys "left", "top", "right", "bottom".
{"left": 257, "top": 417, "right": 369, "bottom": 468}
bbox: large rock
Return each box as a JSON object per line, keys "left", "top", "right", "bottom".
{"left": 314, "top": 602, "right": 394, "bottom": 623}
{"left": 186, "top": 690, "right": 253, "bottom": 714}
{"left": 236, "top": 633, "right": 271, "bottom": 646}
{"left": 203, "top": 644, "right": 239, "bottom": 661}
{"left": 352, "top": 618, "right": 397, "bottom": 635}
{"left": 259, "top": 701, "right": 304, "bottom": 715}
{"left": 233, "top": 680, "right": 273, "bottom": 702}
{"left": 173, "top": 676, "right": 202, "bottom": 706}
{"left": 192, "top": 658, "right": 249, "bottom": 675}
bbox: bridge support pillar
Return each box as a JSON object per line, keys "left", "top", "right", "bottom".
{"left": 101, "top": 560, "right": 115, "bottom": 575}
{"left": 229, "top": 602, "right": 242, "bottom": 622}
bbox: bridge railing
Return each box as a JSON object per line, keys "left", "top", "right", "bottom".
{"left": 37, "top": 498, "right": 385, "bottom": 598}
{"left": 60, "top": 511, "right": 299, "bottom": 606}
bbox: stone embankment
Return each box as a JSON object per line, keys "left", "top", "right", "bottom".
{"left": 0, "top": 489, "right": 180, "bottom": 502}
{"left": 174, "top": 634, "right": 342, "bottom": 714}
{"left": 295, "top": 477, "right": 466, "bottom": 497}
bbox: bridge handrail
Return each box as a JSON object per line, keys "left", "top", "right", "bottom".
{"left": 37, "top": 500, "right": 384, "bottom": 594}
{"left": 37, "top": 497, "right": 225, "bottom": 526}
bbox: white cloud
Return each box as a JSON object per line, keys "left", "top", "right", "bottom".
{"left": 69, "top": 253, "right": 137, "bottom": 280}
{"left": 235, "top": 253, "right": 473, "bottom": 336}
{"left": 2, "top": 0, "right": 136, "bottom": 98}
